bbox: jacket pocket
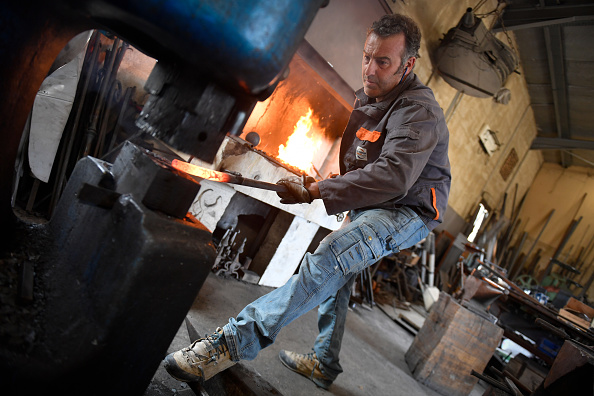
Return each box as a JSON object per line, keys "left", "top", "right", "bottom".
{"left": 414, "top": 183, "right": 449, "bottom": 222}
{"left": 391, "top": 126, "right": 420, "bottom": 140}
{"left": 430, "top": 187, "right": 440, "bottom": 220}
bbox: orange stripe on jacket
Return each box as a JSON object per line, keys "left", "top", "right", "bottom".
{"left": 356, "top": 128, "right": 381, "bottom": 142}
{"left": 431, "top": 187, "right": 440, "bottom": 220}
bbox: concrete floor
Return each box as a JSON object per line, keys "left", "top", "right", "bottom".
{"left": 145, "top": 273, "right": 487, "bottom": 396}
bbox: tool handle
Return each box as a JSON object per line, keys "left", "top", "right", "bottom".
{"left": 238, "top": 177, "right": 288, "bottom": 193}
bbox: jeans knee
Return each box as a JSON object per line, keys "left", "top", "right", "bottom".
{"left": 295, "top": 246, "right": 341, "bottom": 294}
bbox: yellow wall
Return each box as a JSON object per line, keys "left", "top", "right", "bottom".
{"left": 384, "top": 0, "right": 594, "bottom": 298}
{"left": 387, "top": 0, "right": 544, "bottom": 223}
{"left": 516, "top": 163, "right": 594, "bottom": 296}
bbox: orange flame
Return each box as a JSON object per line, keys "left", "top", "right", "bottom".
{"left": 278, "top": 108, "right": 321, "bottom": 171}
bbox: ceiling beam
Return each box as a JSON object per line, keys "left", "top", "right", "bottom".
{"left": 544, "top": 25, "right": 571, "bottom": 166}
{"left": 500, "top": 3, "right": 594, "bottom": 23}
{"left": 492, "top": 15, "right": 594, "bottom": 32}
{"left": 493, "top": 3, "right": 594, "bottom": 32}
{"left": 530, "top": 137, "right": 594, "bottom": 150}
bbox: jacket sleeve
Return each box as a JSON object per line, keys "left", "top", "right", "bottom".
{"left": 318, "top": 102, "right": 439, "bottom": 216}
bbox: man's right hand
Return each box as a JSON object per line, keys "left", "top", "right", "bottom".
{"left": 276, "top": 176, "right": 316, "bottom": 204}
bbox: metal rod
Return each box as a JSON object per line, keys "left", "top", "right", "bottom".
{"left": 508, "top": 232, "right": 528, "bottom": 280}
{"left": 516, "top": 209, "right": 555, "bottom": 277}
{"left": 83, "top": 37, "right": 121, "bottom": 158}
{"left": 107, "top": 86, "right": 135, "bottom": 153}
{"left": 50, "top": 31, "right": 102, "bottom": 214}
{"left": 170, "top": 158, "right": 289, "bottom": 193}
{"left": 511, "top": 183, "right": 518, "bottom": 220}
{"left": 578, "top": 266, "right": 594, "bottom": 298}
{"left": 498, "top": 217, "right": 521, "bottom": 263}
{"left": 427, "top": 232, "right": 436, "bottom": 287}
{"left": 94, "top": 80, "right": 122, "bottom": 157}
{"left": 236, "top": 177, "right": 288, "bottom": 193}
{"left": 573, "top": 224, "right": 591, "bottom": 266}
{"left": 540, "top": 216, "right": 583, "bottom": 282}
{"left": 574, "top": 231, "right": 594, "bottom": 276}
{"left": 470, "top": 370, "right": 514, "bottom": 394}
{"left": 445, "top": 91, "right": 464, "bottom": 123}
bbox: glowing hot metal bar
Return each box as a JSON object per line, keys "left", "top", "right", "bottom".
{"left": 171, "top": 159, "right": 288, "bottom": 193}
{"left": 172, "top": 159, "right": 232, "bottom": 183}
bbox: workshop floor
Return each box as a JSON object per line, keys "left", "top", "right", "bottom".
{"left": 145, "top": 273, "right": 488, "bottom": 396}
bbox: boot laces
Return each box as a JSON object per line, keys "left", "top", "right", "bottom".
{"left": 184, "top": 330, "right": 229, "bottom": 366}
{"left": 303, "top": 352, "right": 317, "bottom": 362}
{"left": 302, "top": 352, "right": 322, "bottom": 380}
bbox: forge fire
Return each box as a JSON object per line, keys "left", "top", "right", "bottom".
{"left": 239, "top": 51, "right": 351, "bottom": 181}
{"left": 277, "top": 108, "right": 322, "bottom": 173}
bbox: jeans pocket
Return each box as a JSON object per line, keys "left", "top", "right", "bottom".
{"left": 358, "top": 223, "right": 385, "bottom": 258}
{"left": 332, "top": 240, "right": 369, "bottom": 275}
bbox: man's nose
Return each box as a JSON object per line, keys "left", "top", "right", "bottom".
{"left": 364, "top": 61, "right": 376, "bottom": 76}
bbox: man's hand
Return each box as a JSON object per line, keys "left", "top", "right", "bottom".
{"left": 276, "top": 175, "right": 317, "bottom": 204}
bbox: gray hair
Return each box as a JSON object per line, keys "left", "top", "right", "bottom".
{"left": 368, "top": 14, "right": 421, "bottom": 66}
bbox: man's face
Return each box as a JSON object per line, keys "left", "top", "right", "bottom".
{"left": 362, "top": 32, "right": 415, "bottom": 102}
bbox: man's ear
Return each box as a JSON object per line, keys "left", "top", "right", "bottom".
{"left": 405, "top": 57, "right": 416, "bottom": 73}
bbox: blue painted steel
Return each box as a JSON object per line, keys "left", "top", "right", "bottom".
{"left": 0, "top": 0, "right": 325, "bottom": 236}
{"left": 75, "top": 0, "right": 325, "bottom": 94}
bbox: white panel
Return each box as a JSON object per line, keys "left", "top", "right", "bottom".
{"left": 259, "top": 217, "right": 320, "bottom": 288}
{"left": 219, "top": 137, "right": 347, "bottom": 231}
{"left": 188, "top": 179, "right": 236, "bottom": 232}
{"left": 305, "top": 0, "right": 387, "bottom": 91}
{"left": 28, "top": 48, "right": 86, "bottom": 182}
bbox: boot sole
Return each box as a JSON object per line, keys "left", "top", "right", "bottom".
{"left": 163, "top": 355, "right": 203, "bottom": 383}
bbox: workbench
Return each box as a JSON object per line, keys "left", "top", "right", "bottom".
{"left": 493, "top": 283, "right": 594, "bottom": 366}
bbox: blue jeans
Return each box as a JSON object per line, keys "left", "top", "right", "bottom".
{"left": 223, "top": 206, "right": 429, "bottom": 380}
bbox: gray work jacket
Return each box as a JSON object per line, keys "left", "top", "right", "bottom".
{"left": 318, "top": 73, "right": 451, "bottom": 230}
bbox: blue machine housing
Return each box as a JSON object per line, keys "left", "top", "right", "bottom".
{"left": 0, "top": 1, "right": 327, "bottom": 393}
{"left": 68, "top": 0, "right": 327, "bottom": 95}
{"left": 0, "top": 0, "right": 327, "bottom": 237}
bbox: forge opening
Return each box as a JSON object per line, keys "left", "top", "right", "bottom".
{"left": 240, "top": 49, "right": 352, "bottom": 179}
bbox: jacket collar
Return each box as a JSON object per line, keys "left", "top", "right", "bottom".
{"left": 354, "top": 72, "right": 415, "bottom": 118}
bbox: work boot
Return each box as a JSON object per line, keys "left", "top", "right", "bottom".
{"left": 278, "top": 350, "right": 333, "bottom": 389}
{"left": 163, "top": 328, "right": 236, "bottom": 383}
